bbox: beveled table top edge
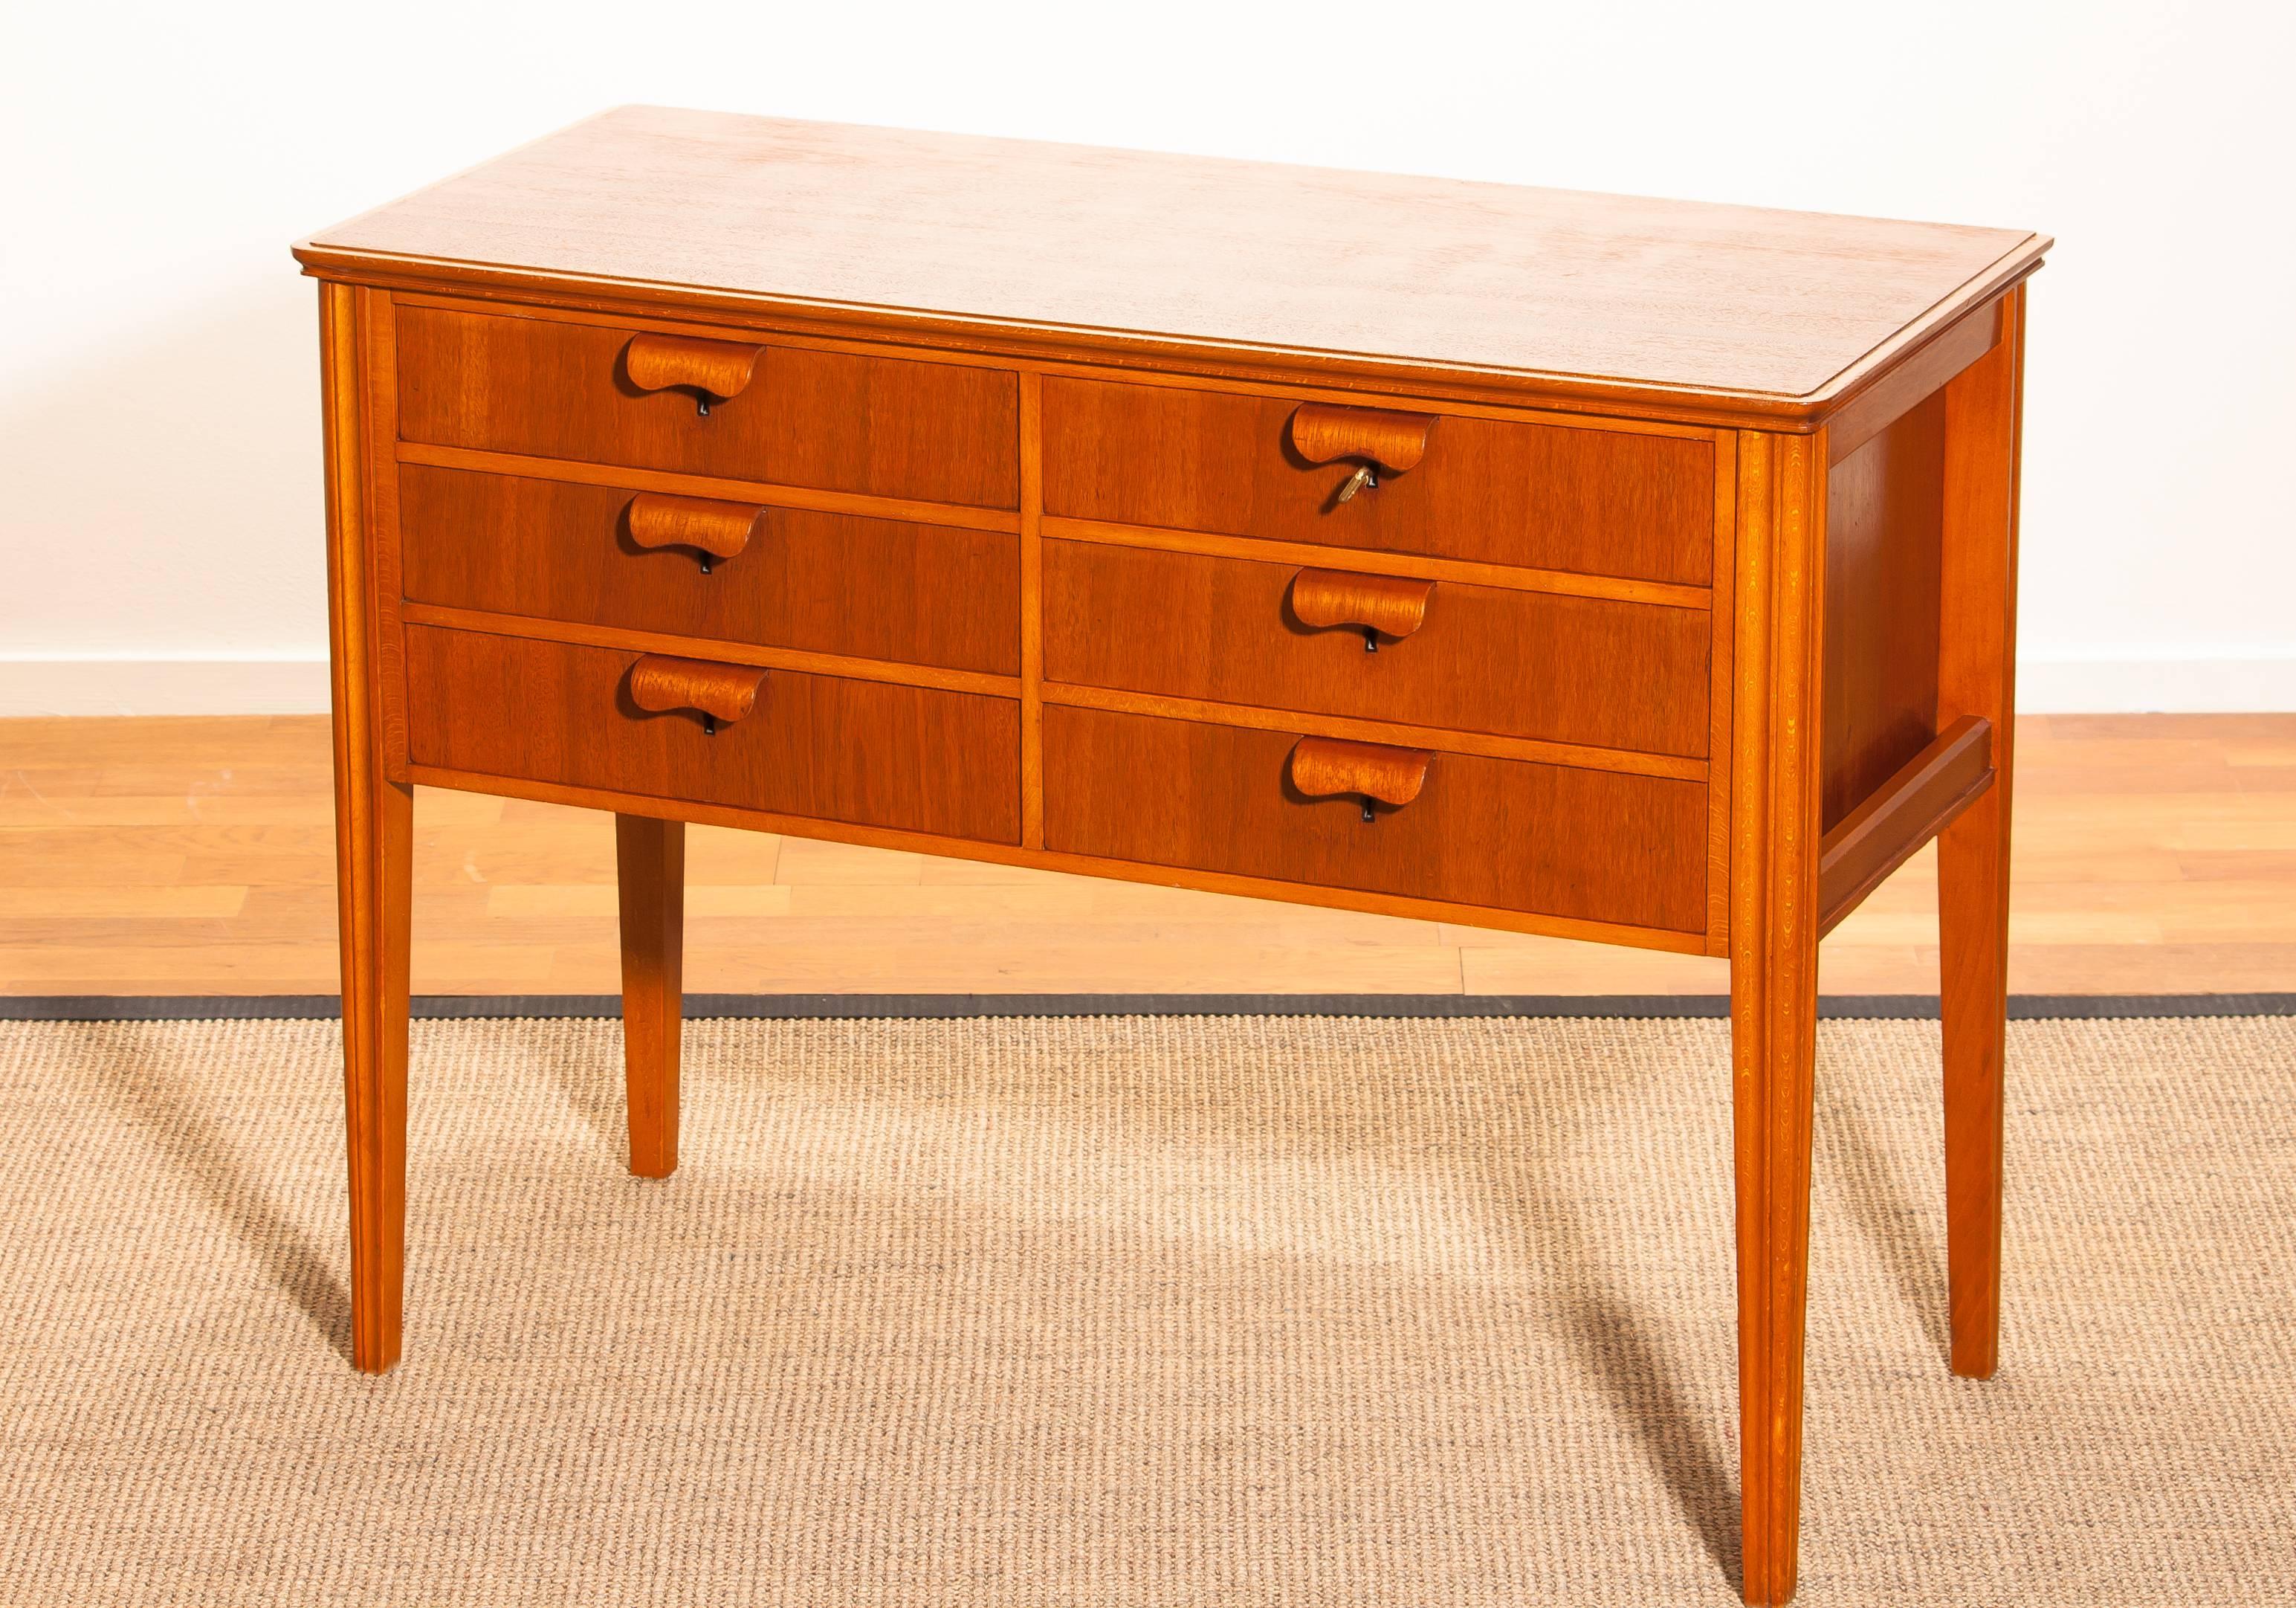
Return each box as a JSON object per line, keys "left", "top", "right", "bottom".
{"left": 290, "top": 236, "right": 2048, "bottom": 430}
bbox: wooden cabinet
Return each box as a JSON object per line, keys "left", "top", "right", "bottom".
{"left": 298, "top": 106, "right": 2046, "bottom": 1604}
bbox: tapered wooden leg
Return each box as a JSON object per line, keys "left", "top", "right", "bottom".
{"left": 1731, "top": 939, "right": 1820, "bottom": 1606}
{"left": 1938, "top": 792, "right": 2008, "bottom": 1377}
{"left": 1936, "top": 286, "right": 2026, "bottom": 1380}
{"left": 336, "top": 778, "right": 413, "bottom": 1372}
{"left": 1729, "top": 428, "right": 1827, "bottom": 1604}
{"left": 323, "top": 279, "right": 414, "bottom": 1375}
{"left": 616, "top": 813, "right": 686, "bottom": 1178}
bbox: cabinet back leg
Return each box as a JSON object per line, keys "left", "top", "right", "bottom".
{"left": 1938, "top": 790, "right": 2009, "bottom": 1377}
{"left": 616, "top": 813, "right": 687, "bottom": 1178}
{"left": 1731, "top": 951, "right": 1819, "bottom": 1607}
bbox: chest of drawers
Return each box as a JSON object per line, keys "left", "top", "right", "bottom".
{"left": 296, "top": 107, "right": 2045, "bottom": 1603}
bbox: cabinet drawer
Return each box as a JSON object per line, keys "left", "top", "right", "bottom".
{"left": 1044, "top": 706, "right": 1705, "bottom": 932}
{"left": 406, "top": 626, "right": 1020, "bottom": 844}
{"left": 401, "top": 465, "right": 1020, "bottom": 674}
{"left": 1041, "top": 378, "right": 1712, "bottom": 585}
{"left": 396, "top": 306, "right": 1020, "bottom": 509}
{"left": 1043, "top": 540, "right": 1708, "bottom": 756}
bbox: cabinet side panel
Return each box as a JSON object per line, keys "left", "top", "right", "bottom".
{"left": 1821, "top": 392, "right": 1943, "bottom": 829}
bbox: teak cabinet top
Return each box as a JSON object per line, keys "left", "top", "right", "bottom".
{"left": 295, "top": 106, "right": 2048, "bottom": 424}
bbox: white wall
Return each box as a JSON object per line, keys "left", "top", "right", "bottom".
{"left": 4, "top": 0, "right": 2290, "bottom": 714}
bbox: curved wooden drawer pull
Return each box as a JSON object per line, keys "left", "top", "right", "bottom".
{"left": 627, "top": 493, "right": 766, "bottom": 573}
{"left": 624, "top": 334, "right": 764, "bottom": 415}
{"left": 1290, "top": 567, "right": 1435, "bottom": 650}
{"left": 1290, "top": 403, "right": 1435, "bottom": 502}
{"left": 1289, "top": 736, "right": 1432, "bottom": 822}
{"left": 627, "top": 654, "right": 766, "bottom": 735}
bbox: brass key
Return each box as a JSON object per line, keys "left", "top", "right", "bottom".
{"left": 1335, "top": 462, "right": 1379, "bottom": 503}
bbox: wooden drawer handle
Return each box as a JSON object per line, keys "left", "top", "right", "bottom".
{"left": 1290, "top": 403, "right": 1435, "bottom": 503}
{"left": 627, "top": 654, "right": 766, "bottom": 734}
{"left": 624, "top": 334, "right": 763, "bottom": 416}
{"left": 627, "top": 493, "right": 766, "bottom": 573}
{"left": 1290, "top": 567, "right": 1435, "bottom": 650}
{"left": 1289, "top": 736, "right": 1432, "bottom": 822}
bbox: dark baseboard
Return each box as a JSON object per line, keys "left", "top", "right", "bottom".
{"left": 4, "top": 992, "right": 2294, "bottom": 1022}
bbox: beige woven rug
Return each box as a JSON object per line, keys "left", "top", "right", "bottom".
{"left": 1, "top": 1013, "right": 2290, "bottom": 1606}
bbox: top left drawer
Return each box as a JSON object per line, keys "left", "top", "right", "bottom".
{"left": 395, "top": 306, "right": 1021, "bottom": 510}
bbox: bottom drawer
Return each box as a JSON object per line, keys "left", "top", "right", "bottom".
{"left": 406, "top": 626, "right": 1021, "bottom": 844}
{"left": 1044, "top": 705, "right": 1705, "bottom": 932}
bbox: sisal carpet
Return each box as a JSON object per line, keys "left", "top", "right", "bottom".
{"left": 1, "top": 1013, "right": 2290, "bottom": 1606}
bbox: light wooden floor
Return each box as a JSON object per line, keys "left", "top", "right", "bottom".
{"left": 3, "top": 714, "right": 2293, "bottom": 996}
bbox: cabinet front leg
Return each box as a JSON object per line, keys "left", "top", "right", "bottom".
{"left": 337, "top": 777, "right": 413, "bottom": 1374}
{"left": 323, "top": 277, "right": 413, "bottom": 1375}
{"left": 616, "top": 813, "right": 687, "bottom": 1178}
{"left": 1731, "top": 940, "right": 1820, "bottom": 1604}
{"left": 1728, "top": 427, "right": 1826, "bottom": 1604}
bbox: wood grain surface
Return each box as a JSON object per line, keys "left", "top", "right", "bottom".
{"left": 1042, "top": 540, "right": 1710, "bottom": 756}
{"left": 404, "top": 627, "right": 1021, "bottom": 845}
{"left": 1824, "top": 393, "right": 1946, "bottom": 828}
{"left": 297, "top": 107, "right": 2047, "bottom": 413}
{"left": 1042, "top": 378, "right": 1717, "bottom": 584}
{"left": 401, "top": 465, "right": 1021, "bottom": 674}
{"left": 396, "top": 304, "right": 1021, "bottom": 508}
{"left": 1044, "top": 705, "right": 1708, "bottom": 934}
